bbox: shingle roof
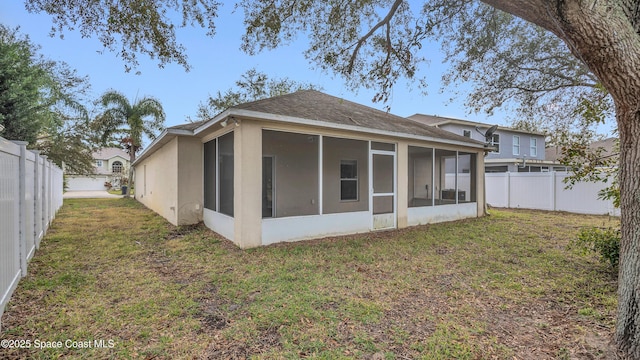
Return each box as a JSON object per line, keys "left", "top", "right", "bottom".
{"left": 169, "top": 120, "right": 207, "bottom": 131}
{"left": 93, "top": 147, "right": 129, "bottom": 160}
{"left": 545, "top": 137, "right": 618, "bottom": 162}
{"left": 225, "top": 90, "right": 481, "bottom": 145}
{"left": 137, "top": 91, "right": 486, "bottom": 166}
{"left": 408, "top": 113, "right": 545, "bottom": 136}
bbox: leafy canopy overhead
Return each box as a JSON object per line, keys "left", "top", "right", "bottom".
{"left": 26, "top": 0, "right": 221, "bottom": 72}
{"left": 26, "top": 0, "right": 612, "bottom": 134}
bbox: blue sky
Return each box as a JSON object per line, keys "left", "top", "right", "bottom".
{"left": 0, "top": 1, "right": 504, "bottom": 130}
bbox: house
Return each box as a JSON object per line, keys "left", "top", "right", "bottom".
{"left": 132, "top": 90, "right": 488, "bottom": 248}
{"left": 546, "top": 137, "right": 618, "bottom": 166}
{"left": 65, "top": 148, "right": 130, "bottom": 191}
{"left": 408, "top": 114, "right": 566, "bottom": 172}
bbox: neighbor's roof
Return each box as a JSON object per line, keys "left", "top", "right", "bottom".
{"left": 135, "top": 90, "right": 485, "bottom": 165}
{"left": 545, "top": 137, "right": 619, "bottom": 163}
{"left": 93, "top": 147, "right": 129, "bottom": 161}
{"left": 408, "top": 114, "right": 546, "bottom": 136}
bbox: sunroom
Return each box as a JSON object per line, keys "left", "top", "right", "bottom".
{"left": 134, "top": 90, "right": 487, "bottom": 248}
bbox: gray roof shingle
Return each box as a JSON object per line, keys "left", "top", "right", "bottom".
{"left": 230, "top": 90, "right": 481, "bottom": 145}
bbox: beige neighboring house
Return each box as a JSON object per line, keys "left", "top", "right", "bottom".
{"left": 66, "top": 148, "right": 130, "bottom": 191}
{"left": 546, "top": 137, "right": 618, "bottom": 165}
{"left": 133, "top": 90, "right": 488, "bottom": 248}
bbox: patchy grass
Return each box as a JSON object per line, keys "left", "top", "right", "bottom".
{"left": 1, "top": 199, "right": 620, "bottom": 359}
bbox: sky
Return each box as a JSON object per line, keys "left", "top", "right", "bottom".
{"left": 0, "top": 1, "right": 505, "bottom": 130}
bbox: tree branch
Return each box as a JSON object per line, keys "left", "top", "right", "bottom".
{"left": 347, "top": 0, "right": 404, "bottom": 74}
{"left": 480, "top": 0, "right": 562, "bottom": 35}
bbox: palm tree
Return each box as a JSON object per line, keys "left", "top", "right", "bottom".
{"left": 97, "top": 90, "right": 165, "bottom": 197}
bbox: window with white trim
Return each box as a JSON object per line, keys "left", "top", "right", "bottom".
{"left": 112, "top": 161, "right": 123, "bottom": 173}
{"left": 95, "top": 160, "right": 103, "bottom": 167}
{"left": 463, "top": 130, "right": 471, "bottom": 138}
{"left": 340, "top": 160, "right": 358, "bottom": 201}
{"left": 491, "top": 134, "right": 500, "bottom": 153}
{"left": 530, "top": 138, "right": 538, "bottom": 157}
{"left": 513, "top": 135, "right": 520, "bottom": 155}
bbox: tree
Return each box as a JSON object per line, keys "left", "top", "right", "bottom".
{"left": 194, "top": 68, "right": 319, "bottom": 120}
{"left": 25, "top": 0, "right": 220, "bottom": 72}
{"left": 239, "top": 2, "right": 640, "bottom": 355}
{"left": 25, "top": 0, "right": 640, "bottom": 356}
{"left": 0, "top": 24, "right": 95, "bottom": 174}
{"left": 95, "top": 90, "right": 165, "bottom": 197}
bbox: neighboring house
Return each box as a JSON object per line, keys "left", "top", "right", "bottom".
{"left": 546, "top": 137, "right": 619, "bottom": 166}
{"left": 133, "top": 90, "right": 488, "bottom": 248}
{"left": 408, "top": 114, "right": 567, "bottom": 172}
{"left": 66, "top": 148, "right": 130, "bottom": 191}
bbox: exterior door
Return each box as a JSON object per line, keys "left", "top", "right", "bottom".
{"left": 371, "top": 150, "right": 396, "bottom": 230}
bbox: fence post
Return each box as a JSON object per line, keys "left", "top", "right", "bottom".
{"left": 551, "top": 171, "right": 557, "bottom": 211}
{"left": 506, "top": 172, "right": 511, "bottom": 208}
{"left": 32, "top": 151, "right": 41, "bottom": 248}
{"left": 41, "top": 155, "right": 49, "bottom": 235}
{"left": 13, "top": 141, "right": 28, "bottom": 277}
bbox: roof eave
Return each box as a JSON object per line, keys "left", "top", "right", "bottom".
{"left": 226, "top": 109, "right": 485, "bottom": 149}
{"left": 132, "top": 128, "right": 194, "bottom": 166}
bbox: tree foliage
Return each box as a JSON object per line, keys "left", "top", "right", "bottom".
{"left": 26, "top": 0, "right": 220, "bottom": 72}
{"left": 0, "top": 24, "right": 95, "bottom": 174}
{"left": 423, "top": 2, "right": 612, "bottom": 125}
{"left": 94, "top": 90, "right": 165, "bottom": 196}
{"left": 194, "top": 68, "right": 319, "bottom": 120}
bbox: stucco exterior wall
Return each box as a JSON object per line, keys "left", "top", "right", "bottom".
{"left": 234, "top": 122, "right": 262, "bottom": 248}
{"left": 136, "top": 137, "right": 178, "bottom": 225}
{"left": 107, "top": 156, "right": 130, "bottom": 174}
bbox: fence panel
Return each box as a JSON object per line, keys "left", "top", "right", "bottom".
{"left": 486, "top": 171, "right": 618, "bottom": 216}
{"left": 485, "top": 173, "right": 509, "bottom": 208}
{"left": 0, "top": 137, "right": 63, "bottom": 331}
{"left": 554, "top": 172, "right": 620, "bottom": 216}
{"left": 0, "top": 139, "right": 22, "bottom": 332}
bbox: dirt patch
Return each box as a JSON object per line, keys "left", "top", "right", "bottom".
{"left": 203, "top": 326, "right": 281, "bottom": 359}
{"left": 165, "top": 223, "right": 205, "bottom": 240}
{"left": 479, "top": 298, "right": 620, "bottom": 359}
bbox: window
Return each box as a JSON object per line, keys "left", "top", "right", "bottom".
{"left": 112, "top": 161, "right": 123, "bottom": 173}
{"left": 491, "top": 134, "right": 500, "bottom": 153}
{"left": 95, "top": 160, "right": 103, "bottom": 167}
{"left": 340, "top": 160, "right": 358, "bottom": 201}
{"left": 513, "top": 135, "right": 520, "bottom": 155}
{"left": 203, "top": 139, "right": 217, "bottom": 211}
{"left": 530, "top": 138, "right": 538, "bottom": 157}
{"left": 463, "top": 130, "right": 471, "bottom": 138}
{"left": 218, "top": 132, "right": 234, "bottom": 217}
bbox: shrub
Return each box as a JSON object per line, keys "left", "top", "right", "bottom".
{"left": 572, "top": 227, "right": 620, "bottom": 270}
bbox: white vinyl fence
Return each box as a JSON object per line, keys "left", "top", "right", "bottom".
{"left": 1, "top": 137, "right": 63, "bottom": 331}
{"left": 486, "top": 172, "right": 619, "bottom": 216}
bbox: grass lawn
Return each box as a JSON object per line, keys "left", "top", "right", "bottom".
{"left": 1, "top": 199, "right": 619, "bottom": 359}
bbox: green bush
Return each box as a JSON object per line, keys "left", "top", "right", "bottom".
{"left": 572, "top": 227, "right": 620, "bottom": 270}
